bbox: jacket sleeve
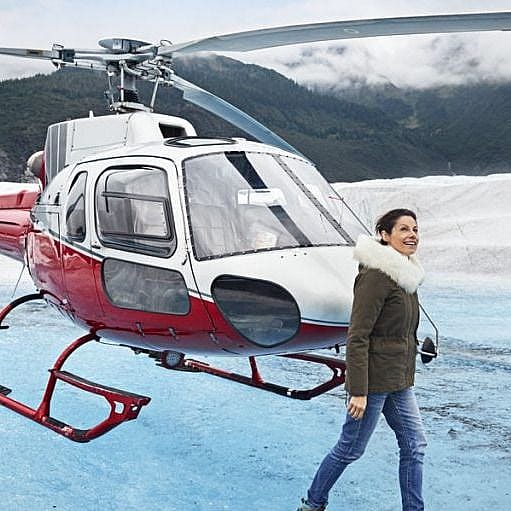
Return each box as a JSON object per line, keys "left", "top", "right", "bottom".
{"left": 346, "top": 268, "right": 390, "bottom": 396}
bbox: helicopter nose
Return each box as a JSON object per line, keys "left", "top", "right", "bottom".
{"left": 286, "top": 247, "right": 357, "bottom": 327}
{"left": 206, "top": 246, "right": 357, "bottom": 349}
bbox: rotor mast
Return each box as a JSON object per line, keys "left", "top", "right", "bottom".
{"left": 96, "top": 38, "right": 175, "bottom": 112}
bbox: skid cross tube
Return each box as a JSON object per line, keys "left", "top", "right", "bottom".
{"left": 0, "top": 331, "right": 151, "bottom": 442}
{"left": 0, "top": 294, "right": 150, "bottom": 442}
{"left": 175, "top": 353, "right": 346, "bottom": 400}
{"left": 0, "top": 332, "right": 151, "bottom": 442}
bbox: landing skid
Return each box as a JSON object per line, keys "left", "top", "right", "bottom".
{"left": 0, "top": 294, "right": 150, "bottom": 443}
{"left": 0, "top": 292, "right": 345, "bottom": 442}
{"left": 160, "top": 352, "right": 346, "bottom": 400}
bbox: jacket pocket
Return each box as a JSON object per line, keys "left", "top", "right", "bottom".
{"left": 367, "top": 337, "right": 407, "bottom": 390}
{"left": 369, "top": 336, "right": 406, "bottom": 354}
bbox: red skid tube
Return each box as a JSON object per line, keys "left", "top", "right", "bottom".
{"left": 0, "top": 329, "right": 151, "bottom": 443}
{"left": 170, "top": 352, "right": 346, "bottom": 400}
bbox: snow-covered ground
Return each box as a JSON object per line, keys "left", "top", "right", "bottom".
{"left": 335, "top": 173, "right": 511, "bottom": 287}
{"left": 0, "top": 174, "right": 510, "bottom": 510}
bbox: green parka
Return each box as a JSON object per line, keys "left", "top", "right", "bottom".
{"left": 345, "top": 235, "right": 425, "bottom": 396}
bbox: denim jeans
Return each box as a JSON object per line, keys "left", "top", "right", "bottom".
{"left": 306, "top": 387, "right": 427, "bottom": 510}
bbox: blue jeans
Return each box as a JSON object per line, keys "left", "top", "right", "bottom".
{"left": 306, "top": 387, "right": 427, "bottom": 510}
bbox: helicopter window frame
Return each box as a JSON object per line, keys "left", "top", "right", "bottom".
{"left": 165, "top": 136, "right": 236, "bottom": 148}
{"left": 65, "top": 171, "right": 87, "bottom": 243}
{"left": 95, "top": 165, "right": 176, "bottom": 258}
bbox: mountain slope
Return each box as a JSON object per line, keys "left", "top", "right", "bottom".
{"left": 333, "top": 81, "right": 511, "bottom": 175}
{"left": 0, "top": 55, "right": 509, "bottom": 181}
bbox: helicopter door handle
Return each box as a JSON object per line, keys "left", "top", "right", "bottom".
{"left": 91, "top": 242, "right": 101, "bottom": 249}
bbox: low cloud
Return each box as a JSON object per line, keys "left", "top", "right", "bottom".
{"left": 0, "top": 58, "right": 51, "bottom": 82}
{"left": 239, "top": 31, "right": 511, "bottom": 90}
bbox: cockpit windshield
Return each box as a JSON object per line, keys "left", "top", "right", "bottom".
{"left": 183, "top": 151, "right": 366, "bottom": 260}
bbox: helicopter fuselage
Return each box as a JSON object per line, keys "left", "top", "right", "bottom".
{"left": 5, "top": 112, "right": 362, "bottom": 357}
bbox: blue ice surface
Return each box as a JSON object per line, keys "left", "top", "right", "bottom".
{"left": 0, "top": 267, "right": 510, "bottom": 511}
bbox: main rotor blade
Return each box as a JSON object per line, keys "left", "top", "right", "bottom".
{"left": 160, "top": 11, "right": 511, "bottom": 55}
{"left": 172, "top": 74, "right": 303, "bottom": 156}
{"left": 0, "top": 47, "right": 55, "bottom": 60}
{"left": 0, "top": 46, "right": 151, "bottom": 64}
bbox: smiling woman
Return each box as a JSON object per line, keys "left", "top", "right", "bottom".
{"left": 298, "top": 208, "right": 426, "bottom": 511}
{"left": 377, "top": 208, "right": 419, "bottom": 257}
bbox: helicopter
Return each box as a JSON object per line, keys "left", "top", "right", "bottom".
{"left": 0, "top": 11, "right": 506, "bottom": 443}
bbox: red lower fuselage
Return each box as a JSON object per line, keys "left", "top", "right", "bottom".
{"left": 24, "top": 231, "right": 348, "bottom": 356}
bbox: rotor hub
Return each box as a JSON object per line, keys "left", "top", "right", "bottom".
{"left": 98, "top": 38, "right": 154, "bottom": 54}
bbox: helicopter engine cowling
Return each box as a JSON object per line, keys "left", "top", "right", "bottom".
{"left": 26, "top": 150, "right": 44, "bottom": 182}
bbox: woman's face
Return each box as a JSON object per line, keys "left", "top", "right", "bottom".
{"left": 381, "top": 215, "right": 419, "bottom": 256}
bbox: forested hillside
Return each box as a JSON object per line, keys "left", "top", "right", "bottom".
{"left": 1, "top": 55, "right": 510, "bottom": 182}
{"left": 335, "top": 82, "right": 511, "bottom": 175}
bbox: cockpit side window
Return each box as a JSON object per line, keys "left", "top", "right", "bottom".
{"left": 95, "top": 166, "right": 175, "bottom": 257}
{"left": 65, "top": 171, "right": 87, "bottom": 242}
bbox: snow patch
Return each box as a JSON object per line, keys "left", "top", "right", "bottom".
{"left": 334, "top": 173, "right": 511, "bottom": 284}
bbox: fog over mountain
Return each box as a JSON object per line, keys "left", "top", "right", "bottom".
{"left": 243, "top": 32, "right": 511, "bottom": 91}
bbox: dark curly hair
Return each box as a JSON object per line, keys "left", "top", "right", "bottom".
{"left": 376, "top": 209, "right": 417, "bottom": 245}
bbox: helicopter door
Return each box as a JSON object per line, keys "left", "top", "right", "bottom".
{"left": 87, "top": 158, "right": 212, "bottom": 344}
{"left": 27, "top": 169, "right": 68, "bottom": 302}
{"left": 61, "top": 169, "right": 104, "bottom": 321}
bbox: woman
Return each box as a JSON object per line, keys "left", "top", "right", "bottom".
{"left": 298, "top": 208, "right": 427, "bottom": 511}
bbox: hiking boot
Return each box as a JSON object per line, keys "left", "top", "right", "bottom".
{"left": 297, "top": 498, "right": 326, "bottom": 511}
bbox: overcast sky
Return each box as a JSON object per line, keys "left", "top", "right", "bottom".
{"left": 1, "top": 0, "right": 511, "bottom": 88}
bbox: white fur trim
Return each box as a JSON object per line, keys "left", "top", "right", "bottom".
{"left": 353, "top": 234, "right": 425, "bottom": 293}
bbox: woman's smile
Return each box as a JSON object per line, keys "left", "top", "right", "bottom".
{"left": 381, "top": 215, "right": 419, "bottom": 256}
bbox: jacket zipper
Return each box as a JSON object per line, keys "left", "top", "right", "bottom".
{"left": 404, "top": 293, "right": 415, "bottom": 382}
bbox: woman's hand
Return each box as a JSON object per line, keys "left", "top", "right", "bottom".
{"left": 348, "top": 395, "right": 367, "bottom": 420}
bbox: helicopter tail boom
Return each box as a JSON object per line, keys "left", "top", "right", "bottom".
{"left": 0, "top": 184, "right": 39, "bottom": 262}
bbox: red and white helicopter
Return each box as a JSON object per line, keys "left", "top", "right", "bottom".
{"left": 0, "top": 12, "right": 506, "bottom": 442}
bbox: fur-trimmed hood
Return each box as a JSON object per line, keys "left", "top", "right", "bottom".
{"left": 353, "top": 234, "right": 425, "bottom": 294}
